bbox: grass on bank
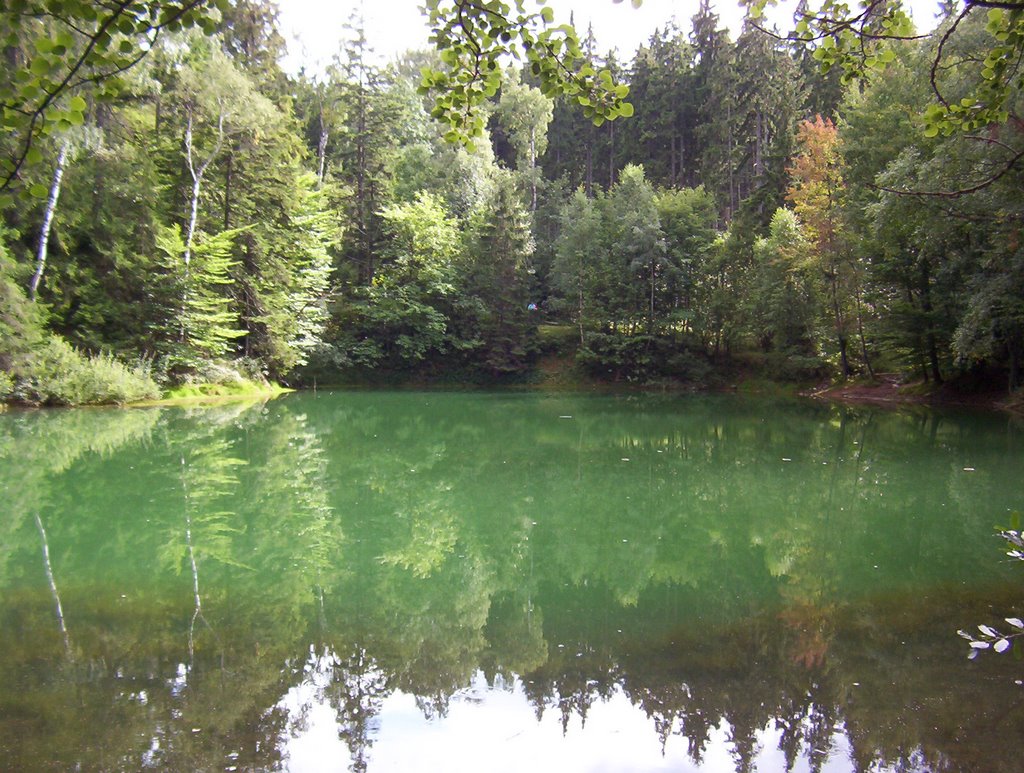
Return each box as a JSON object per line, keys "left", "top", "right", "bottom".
{"left": 142, "top": 379, "right": 290, "bottom": 406}
{"left": 2, "top": 335, "right": 286, "bottom": 408}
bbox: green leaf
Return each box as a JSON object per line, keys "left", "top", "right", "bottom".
{"left": 29, "top": 182, "right": 49, "bottom": 198}
{"left": 30, "top": 57, "right": 52, "bottom": 76}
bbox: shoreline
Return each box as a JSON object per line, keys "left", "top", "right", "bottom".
{"left": 801, "top": 374, "right": 1023, "bottom": 414}
{"left": 3, "top": 369, "right": 1019, "bottom": 415}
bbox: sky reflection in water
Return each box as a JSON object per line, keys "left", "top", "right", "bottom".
{"left": 280, "top": 665, "right": 855, "bottom": 773}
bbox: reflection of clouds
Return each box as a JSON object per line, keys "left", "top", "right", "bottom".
{"left": 278, "top": 681, "right": 349, "bottom": 772}
{"left": 278, "top": 646, "right": 388, "bottom": 773}
{"left": 275, "top": 668, "right": 858, "bottom": 773}
{"left": 277, "top": 647, "right": 351, "bottom": 771}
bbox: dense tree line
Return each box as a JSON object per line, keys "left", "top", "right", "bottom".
{"left": 1, "top": 0, "right": 1022, "bottom": 402}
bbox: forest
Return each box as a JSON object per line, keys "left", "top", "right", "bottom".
{"left": 1, "top": 0, "right": 1023, "bottom": 404}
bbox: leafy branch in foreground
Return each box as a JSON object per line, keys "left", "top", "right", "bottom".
{"left": 0, "top": 0, "right": 226, "bottom": 198}
{"left": 960, "top": 522, "right": 1024, "bottom": 658}
{"left": 743, "top": 0, "right": 1024, "bottom": 138}
{"left": 959, "top": 615, "right": 1024, "bottom": 657}
{"left": 748, "top": 0, "right": 919, "bottom": 83}
{"left": 418, "top": 1, "right": 632, "bottom": 149}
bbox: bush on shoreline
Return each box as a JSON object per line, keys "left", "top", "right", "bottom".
{"left": 11, "top": 336, "right": 160, "bottom": 406}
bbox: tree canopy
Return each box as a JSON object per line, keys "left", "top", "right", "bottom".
{"left": 1, "top": 0, "right": 1023, "bottom": 403}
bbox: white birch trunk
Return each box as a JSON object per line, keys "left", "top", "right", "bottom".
{"left": 183, "top": 107, "right": 225, "bottom": 271}
{"left": 30, "top": 139, "right": 70, "bottom": 301}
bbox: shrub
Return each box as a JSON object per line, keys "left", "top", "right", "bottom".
{"left": 577, "top": 333, "right": 711, "bottom": 384}
{"left": 1, "top": 227, "right": 44, "bottom": 373}
{"left": 15, "top": 336, "right": 160, "bottom": 405}
{"left": 762, "top": 350, "right": 828, "bottom": 382}
{"left": 536, "top": 324, "right": 579, "bottom": 356}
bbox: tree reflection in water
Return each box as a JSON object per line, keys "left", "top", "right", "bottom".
{"left": 0, "top": 392, "right": 1021, "bottom": 772}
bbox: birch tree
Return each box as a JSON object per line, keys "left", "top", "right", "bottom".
{"left": 28, "top": 125, "right": 102, "bottom": 302}
{"left": 496, "top": 72, "right": 553, "bottom": 211}
{"left": 171, "top": 39, "right": 276, "bottom": 272}
{"left": 29, "top": 138, "right": 71, "bottom": 302}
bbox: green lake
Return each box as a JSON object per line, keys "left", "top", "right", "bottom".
{"left": 1, "top": 391, "right": 1022, "bottom": 772}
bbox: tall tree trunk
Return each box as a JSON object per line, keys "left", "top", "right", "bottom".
{"left": 608, "top": 121, "right": 615, "bottom": 188}
{"left": 356, "top": 86, "right": 369, "bottom": 282}
{"left": 727, "top": 101, "right": 736, "bottom": 218}
{"left": 678, "top": 132, "right": 687, "bottom": 187}
{"left": 577, "top": 253, "right": 585, "bottom": 347}
{"left": 180, "top": 107, "right": 225, "bottom": 344}
{"left": 754, "top": 110, "right": 764, "bottom": 179}
{"left": 223, "top": 148, "right": 233, "bottom": 230}
{"left": 30, "top": 138, "right": 70, "bottom": 301}
{"left": 183, "top": 108, "right": 225, "bottom": 271}
{"left": 578, "top": 284, "right": 585, "bottom": 347}
{"left": 829, "top": 270, "right": 851, "bottom": 378}
{"left": 854, "top": 281, "right": 875, "bottom": 379}
{"left": 670, "top": 132, "right": 677, "bottom": 186}
{"left": 648, "top": 258, "right": 656, "bottom": 335}
{"left": 317, "top": 127, "right": 329, "bottom": 186}
{"left": 91, "top": 104, "right": 107, "bottom": 229}
{"left": 585, "top": 124, "right": 594, "bottom": 197}
{"left": 919, "top": 259, "right": 942, "bottom": 384}
{"left": 529, "top": 127, "right": 537, "bottom": 212}
{"left": 315, "top": 86, "right": 330, "bottom": 186}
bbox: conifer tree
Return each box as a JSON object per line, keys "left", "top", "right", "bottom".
{"left": 465, "top": 173, "right": 536, "bottom": 374}
{"left": 154, "top": 225, "right": 245, "bottom": 371}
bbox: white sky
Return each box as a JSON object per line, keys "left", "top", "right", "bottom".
{"left": 277, "top": 0, "right": 944, "bottom": 76}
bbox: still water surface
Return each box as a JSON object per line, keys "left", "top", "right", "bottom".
{"left": 0, "top": 391, "right": 1022, "bottom": 772}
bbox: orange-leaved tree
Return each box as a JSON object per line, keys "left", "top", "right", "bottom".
{"left": 787, "top": 115, "right": 872, "bottom": 378}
